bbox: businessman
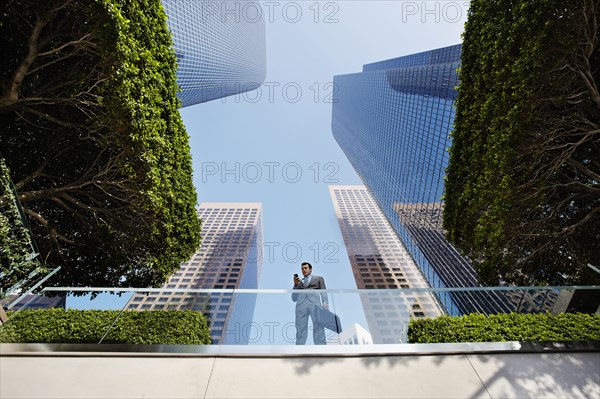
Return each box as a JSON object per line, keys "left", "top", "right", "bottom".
{"left": 292, "top": 262, "right": 328, "bottom": 345}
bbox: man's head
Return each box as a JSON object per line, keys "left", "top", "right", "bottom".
{"left": 301, "top": 262, "right": 312, "bottom": 277}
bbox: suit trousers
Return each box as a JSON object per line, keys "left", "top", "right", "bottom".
{"left": 295, "top": 303, "right": 326, "bottom": 345}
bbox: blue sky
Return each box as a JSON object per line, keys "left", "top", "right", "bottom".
{"left": 181, "top": 1, "right": 469, "bottom": 290}
{"left": 68, "top": 1, "right": 469, "bottom": 341}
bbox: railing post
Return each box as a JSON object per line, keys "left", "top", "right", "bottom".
{"left": 0, "top": 304, "right": 8, "bottom": 324}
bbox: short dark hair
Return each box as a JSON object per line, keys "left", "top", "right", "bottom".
{"left": 301, "top": 262, "right": 312, "bottom": 270}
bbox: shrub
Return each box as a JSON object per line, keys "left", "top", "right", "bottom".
{"left": 0, "top": 308, "right": 211, "bottom": 345}
{"left": 408, "top": 312, "right": 600, "bottom": 343}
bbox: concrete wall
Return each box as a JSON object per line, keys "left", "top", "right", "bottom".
{"left": 2, "top": 351, "right": 599, "bottom": 398}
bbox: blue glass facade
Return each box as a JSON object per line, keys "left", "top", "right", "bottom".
{"left": 332, "top": 45, "right": 512, "bottom": 315}
{"left": 362, "top": 45, "right": 463, "bottom": 72}
{"left": 162, "top": 0, "right": 267, "bottom": 107}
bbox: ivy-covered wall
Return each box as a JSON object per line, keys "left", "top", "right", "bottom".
{"left": 444, "top": 0, "right": 600, "bottom": 285}
{"left": 0, "top": 0, "right": 201, "bottom": 287}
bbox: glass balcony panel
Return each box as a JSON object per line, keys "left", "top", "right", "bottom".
{"left": 1, "top": 286, "right": 598, "bottom": 348}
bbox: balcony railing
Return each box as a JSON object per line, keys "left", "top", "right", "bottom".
{"left": 2, "top": 286, "right": 599, "bottom": 349}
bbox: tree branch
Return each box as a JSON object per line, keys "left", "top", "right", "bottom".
{"left": 565, "top": 157, "right": 600, "bottom": 182}
{"left": 36, "top": 33, "right": 95, "bottom": 57}
{"left": 0, "top": 14, "right": 48, "bottom": 109}
{"left": 14, "top": 159, "right": 48, "bottom": 191}
{"left": 20, "top": 106, "right": 86, "bottom": 129}
{"left": 23, "top": 207, "right": 75, "bottom": 245}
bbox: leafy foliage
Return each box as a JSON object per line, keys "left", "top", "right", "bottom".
{"left": 0, "top": 308, "right": 211, "bottom": 345}
{"left": 0, "top": 0, "right": 201, "bottom": 287}
{"left": 444, "top": 0, "right": 600, "bottom": 285}
{"left": 408, "top": 312, "right": 600, "bottom": 343}
{"left": 0, "top": 159, "right": 44, "bottom": 289}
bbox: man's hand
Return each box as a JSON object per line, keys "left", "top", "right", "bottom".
{"left": 293, "top": 275, "right": 301, "bottom": 287}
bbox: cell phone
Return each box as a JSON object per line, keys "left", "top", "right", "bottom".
{"left": 294, "top": 274, "right": 298, "bottom": 278}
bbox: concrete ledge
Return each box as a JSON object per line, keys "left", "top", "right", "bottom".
{"left": 2, "top": 340, "right": 599, "bottom": 357}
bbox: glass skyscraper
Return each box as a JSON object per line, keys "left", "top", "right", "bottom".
{"left": 162, "top": 0, "right": 267, "bottom": 106}
{"left": 329, "top": 185, "right": 441, "bottom": 343}
{"left": 127, "top": 203, "right": 263, "bottom": 344}
{"left": 332, "top": 45, "right": 514, "bottom": 315}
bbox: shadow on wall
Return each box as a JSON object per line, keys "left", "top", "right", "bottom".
{"left": 282, "top": 351, "right": 600, "bottom": 398}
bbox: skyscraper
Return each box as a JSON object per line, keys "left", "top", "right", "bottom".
{"left": 329, "top": 186, "right": 441, "bottom": 343}
{"left": 339, "top": 323, "right": 373, "bottom": 345}
{"left": 127, "top": 203, "right": 263, "bottom": 344}
{"left": 331, "top": 45, "right": 514, "bottom": 315}
{"left": 162, "top": 0, "right": 267, "bottom": 106}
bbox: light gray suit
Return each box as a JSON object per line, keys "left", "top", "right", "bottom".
{"left": 292, "top": 274, "right": 328, "bottom": 345}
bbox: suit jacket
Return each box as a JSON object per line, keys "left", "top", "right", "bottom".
{"left": 292, "top": 275, "right": 328, "bottom": 307}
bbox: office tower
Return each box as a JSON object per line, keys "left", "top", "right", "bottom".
{"left": 339, "top": 323, "right": 373, "bottom": 345}
{"left": 4, "top": 295, "right": 66, "bottom": 311}
{"left": 329, "top": 186, "right": 441, "bottom": 343}
{"left": 332, "top": 45, "right": 518, "bottom": 315}
{"left": 127, "top": 203, "right": 263, "bottom": 344}
{"left": 162, "top": 0, "right": 267, "bottom": 106}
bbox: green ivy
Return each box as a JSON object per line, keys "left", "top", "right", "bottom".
{"left": 0, "top": 308, "right": 211, "bottom": 345}
{"left": 408, "top": 313, "right": 600, "bottom": 343}
{"left": 444, "top": 0, "right": 599, "bottom": 285}
{"left": 0, "top": 159, "right": 43, "bottom": 289}
{"left": 0, "top": 0, "right": 201, "bottom": 287}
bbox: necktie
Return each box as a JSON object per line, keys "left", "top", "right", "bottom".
{"left": 303, "top": 276, "right": 309, "bottom": 286}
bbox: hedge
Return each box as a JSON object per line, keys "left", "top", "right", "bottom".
{"left": 0, "top": 308, "right": 211, "bottom": 345}
{"left": 408, "top": 313, "right": 600, "bottom": 343}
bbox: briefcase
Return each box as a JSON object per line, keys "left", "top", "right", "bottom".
{"left": 316, "top": 306, "right": 342, "bottom": 333}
